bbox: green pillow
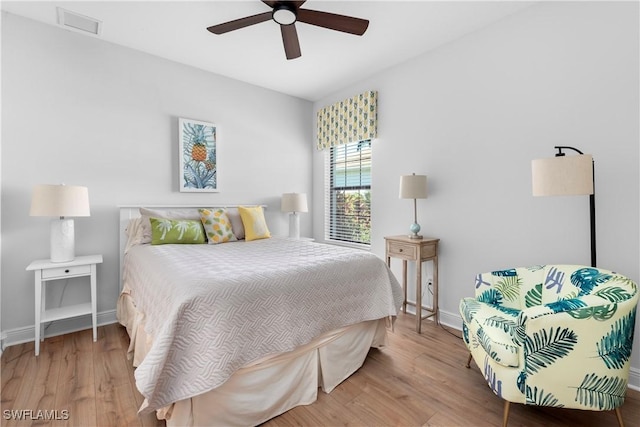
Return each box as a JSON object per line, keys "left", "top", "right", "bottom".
{"left": 150, "top": 218, "right": 205, "bottom": 245}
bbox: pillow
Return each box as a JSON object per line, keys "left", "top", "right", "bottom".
{"left": 199, "top": 208, "right": 237, "bottom": 244}
{"left": 225, "top": 207, "right": 245, "bottom": 240}
{"left": 140, "top": 208, "right": 201, "bottom": 244}
{"left": 238, "top": 206, "right": 271, "bottom": 241}
{"left": 124, "top": 217, "right": 144, "bottom": 253}
{"left": 150, "top": 218, "right": 205, "bottom": 245}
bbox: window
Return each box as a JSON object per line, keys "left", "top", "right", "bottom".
{"left": 325, "top": 140, "right": 371, "bottom": 245}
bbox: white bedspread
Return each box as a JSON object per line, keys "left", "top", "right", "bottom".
{"left": 122, "top": 238, "right": 403, "bottom": 412}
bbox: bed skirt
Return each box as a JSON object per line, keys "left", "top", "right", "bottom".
{"left": 117, "top": 288, "right": 390, "bottom": 426}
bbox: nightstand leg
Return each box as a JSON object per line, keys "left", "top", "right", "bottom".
{"left": 402, "top": 260, "right": 408, "bottom": 313}
{"left": 433, "top": 256, "right": 439, "bottom": 325}
{"left": 416, "top": 259, "right": 422, "bottom": 333}
{"left": 90, "top": 264, "right": 97, "bottom": 342}
{"left": 34, "top": 271, "right": 42, "bottom": 356}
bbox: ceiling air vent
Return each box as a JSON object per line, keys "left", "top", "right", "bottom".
{"left": 56, "top": 7, "right": 102, "bottom": 36}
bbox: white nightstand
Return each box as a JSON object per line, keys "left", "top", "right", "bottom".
{"left": 26, "top": 254, "right": 103, "bottom": 356}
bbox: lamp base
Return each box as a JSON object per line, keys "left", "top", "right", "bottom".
{"left": 288, "top": 212, "right": 300, "bottom": 239}
{"left": 50, "top": 218, "right": 75, "bottom": 262}
{"left": 408, "top": 222, "right": 423, "bottom": 240}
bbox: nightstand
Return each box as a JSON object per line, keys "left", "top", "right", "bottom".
{"left": 26, "top": 254, "right": 103, "bottom": 356}
{"left": 384, "top": 236, "right": 439, "bottom": 333}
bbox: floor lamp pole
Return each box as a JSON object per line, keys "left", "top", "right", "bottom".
{"left": 555, "top": 146, "right": 596, "bottom": 268}
{"left": 589, "top": 169, "right": 596, "bottom": 268}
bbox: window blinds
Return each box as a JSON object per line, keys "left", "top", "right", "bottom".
{"left": 325, "top": 140, "right": 371, "bottom": 245}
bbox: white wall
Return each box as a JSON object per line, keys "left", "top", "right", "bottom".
{"left": 1, "top": 13, "right": 313, "bottom": 338}
{"left": 313, "top": 1, "right": 640, "bottom": 385}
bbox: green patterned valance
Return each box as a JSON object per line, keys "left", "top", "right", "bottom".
{"left": 316, "top": 90, "right": 378, "bottom": 150}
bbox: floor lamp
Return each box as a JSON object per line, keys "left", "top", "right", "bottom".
{"left": 531, "top": 146, "right": 596, "bottom": 267}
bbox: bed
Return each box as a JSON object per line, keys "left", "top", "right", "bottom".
{"left": 117, "top": 205, "right": 403, "bottom": 426}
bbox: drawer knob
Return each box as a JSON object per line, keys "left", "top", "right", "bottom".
{"left": 399, "top": 248, "right": 403, "bottom": 252}
{"left": 65, "top": 269, "right": 70, "bottom": 273}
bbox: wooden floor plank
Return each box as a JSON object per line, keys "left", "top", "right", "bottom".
{"left": 2, "top": 315, "right": 639, "bottom": 426}
{"left": 1, "top": 342, "right": 37, "bottom": 427}
{"left": 93, "top": 324, "right": 144, "bottom": 427}
{"left": 53, "top": 329, "right": 97, "bottom": 427}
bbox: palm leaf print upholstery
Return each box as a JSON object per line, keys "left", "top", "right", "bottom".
{"left": 459, "top": 265, "right": 638, "bottom": 417}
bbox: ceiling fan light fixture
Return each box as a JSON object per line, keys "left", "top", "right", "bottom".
{"left": 272, "top": 5, "right": 297, "bottom": 25}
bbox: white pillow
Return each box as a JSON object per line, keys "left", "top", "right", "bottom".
{"left": 124, "top": 217, "right": 144, "bottom": 253}
{"left": 224, "top": 207, "right": 245, "bottom": 240}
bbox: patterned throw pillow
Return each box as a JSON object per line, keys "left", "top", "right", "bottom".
{"left": 238, "top": 206, "right": 271, "bottom": 241}
{"left": 150, "top": 218, "right": 205, "bottom": 245}
{"left": 199, "top": 208, "right": 237, "bottom": 244}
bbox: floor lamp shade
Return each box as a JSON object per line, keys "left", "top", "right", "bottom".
{"left": 532, "top": 155, "right": 594, "bottom": 196}
{"left": 30, "top": 184, "right": 90, "bottom": 262}
{"left": 281, "top": 193, "right": 308, "bottom": 239}
{"left": 531, "top": 148, "right": 596, "bottom": 267}
{"left": 399, "top": 174, "right": 427, "bottom": 239}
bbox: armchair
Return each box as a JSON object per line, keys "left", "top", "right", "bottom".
{"left": 459, "top": 265, "right": 638, "bottom": 427}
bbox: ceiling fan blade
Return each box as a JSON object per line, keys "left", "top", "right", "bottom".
{"left": 261, "top": 0, "right": 277, "bottom": 7}
{"left": 297, "top": 9, "right": 369, "bottom": 35}
{"left": 207, "top": 11, "right": 272, "bottom": 34}
{"left": 281, "top": 24, "right": 301, "bottom": 60}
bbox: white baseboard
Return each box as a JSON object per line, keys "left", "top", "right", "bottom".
{"left": 0, "top": 310, "right": 118, "bottom": 349}
{"left": 422, "top": 307, "right": 640, "bottom": 391}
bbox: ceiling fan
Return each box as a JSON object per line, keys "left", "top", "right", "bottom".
{"left": 207, "top": 1, "right": 369, "bottom": 60}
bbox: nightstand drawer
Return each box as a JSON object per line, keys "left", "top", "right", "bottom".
{"left": 387, "top": 242, "right": 417, "bottom": 260}
{"left": 42, "top": 265, "right": 91, "bottom": 279}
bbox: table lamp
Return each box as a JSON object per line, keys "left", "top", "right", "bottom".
{"left": 399, "top": 173, "right": 428, "bottom": 239}
{"left": 30, "top": 184, "right": 90, "bottom": 262}
{"left": 281, "top": 193, "right": 308, "bottom": 239}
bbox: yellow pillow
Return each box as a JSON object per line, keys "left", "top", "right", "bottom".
{"left": 238, "top": 206, "right": 271, "bottom": 241}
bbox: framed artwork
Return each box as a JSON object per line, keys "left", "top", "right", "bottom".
{"left": 179, "top": 118, "right": 218, "bottom": 192}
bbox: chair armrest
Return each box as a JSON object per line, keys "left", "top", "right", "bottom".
{"left": 517, "top": 297, "right": 637, "bottom": 374}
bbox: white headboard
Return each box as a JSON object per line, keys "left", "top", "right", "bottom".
{"left": 118, "top": 205, "right": 266, "bottom": 290}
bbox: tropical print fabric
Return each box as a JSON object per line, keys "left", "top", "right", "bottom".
{"left": 316, "top": 90, "right": 378, "bottom": 150}
{"left": 460, "top": 265, "right": 638, "bottom": 411}
{"left": 150, "top": 218, "right": 205, "bottom": 245}
{"left": 199, "top": 208, "right": 237, "bottom": 244}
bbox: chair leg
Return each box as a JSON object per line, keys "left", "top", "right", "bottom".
{"left": 502, "top": 401, "right": 511, "bottom": 427}
{"left": 465, "top": 352, "right": 472, "bottom": 368}
{"left": 614, "top": 407, "right": 624, "bottom": 427}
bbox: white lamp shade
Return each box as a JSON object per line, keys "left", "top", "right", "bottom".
{"left": 281, "top": 193, "right": 308, "bottom": 213}
{"left": 532, "top": 155, "right": 593, "bottom": 196}
{"left": 30, "top": 184, "right": 90, "bottom": 217}
{"left": 399, "top": 174, "right": 428, "bottom": 199}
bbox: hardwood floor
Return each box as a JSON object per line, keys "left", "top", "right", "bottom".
{"left": 2, "top": 314, "right": 639, "bottom": 426}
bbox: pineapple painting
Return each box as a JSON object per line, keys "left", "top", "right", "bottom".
{"left": 179, "top": 118, "right": 218, "bottom": 191}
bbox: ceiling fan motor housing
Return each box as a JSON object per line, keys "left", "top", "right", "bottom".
{"left": 272, "top": 3, "right": 297, "bottom": 25}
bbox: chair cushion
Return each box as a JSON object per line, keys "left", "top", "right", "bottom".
{"left": 460, "top": 298, "right": 521, "bottom": 368}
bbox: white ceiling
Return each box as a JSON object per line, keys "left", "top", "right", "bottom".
{"left": 1, "top": 1, "right": 535, "bottom": 101}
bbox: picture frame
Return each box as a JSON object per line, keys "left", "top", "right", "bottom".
{"left": 179, "top": 118, "right": 218, "bottom": 192}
